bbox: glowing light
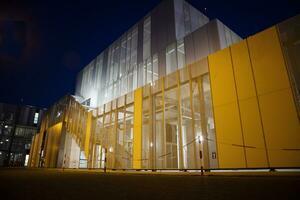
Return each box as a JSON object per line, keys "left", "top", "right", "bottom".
{"left": 56, "top": 111, "right": 61, "bottom": 118}
{"left": 34, "top": 112, "right": 39, "bottom": 124}
{"left": 4, "top": 125, "right": 8, "bottom": 128}
{"left": 5, "top": 139, "right": 9, "bottom": 142}
{"left": 198, "top": 135, "right": 203, "bottom": 143}
{"left": 109, "top": 147, "right": 113, "bottom": 153}
{"left": 150, "top": 142, "right": 153, "bottom": 147}
{"left": 24, "top": 154, "right": 29, "bottom": 166}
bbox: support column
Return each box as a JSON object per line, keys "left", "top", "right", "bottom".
{"left": 133, "top": 88, "right": 143, "bottom": 169}
{"left": 84, "top": 112, "right": 92, "bottom": 165}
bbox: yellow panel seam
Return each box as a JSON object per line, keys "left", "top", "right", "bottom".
{"left": 229, "top": 47, "right": 248, "bottom": 168}
{"left": 207, "top": 56, "right": 220, "bottom": 168}
{"left": 246, "top": 39, "right": 271, "bottom": 167}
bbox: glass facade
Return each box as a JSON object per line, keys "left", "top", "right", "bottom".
{"left": 75, "top": 0, "right": 241, "bottom": 108}
{"left": 31, "top": 57, "right": 218, "bottom": 169}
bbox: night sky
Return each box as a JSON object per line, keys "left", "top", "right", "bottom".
{"left": 0, "top": 0, "right": 299, "bottom": 108}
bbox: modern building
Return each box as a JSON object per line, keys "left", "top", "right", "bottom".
{"left": 29, "top": 0, "right": 300, "bottom": 170}
{"left": 75, "top": 0, "right": 241, "bottom": 108}
{"left": 0, "top": 103, "right": 45, "bottom": 167}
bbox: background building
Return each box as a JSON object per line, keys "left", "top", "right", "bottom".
{"left": 0, "top": 103, "right": 45, "bottom": 167}
{"left": 29, "top": 0, "right": 300, "bottom": 170}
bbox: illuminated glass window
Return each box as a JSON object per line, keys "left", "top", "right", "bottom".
{"left": 143, "top": 17, "right": 151, "bottom": 60}
{"left": 166, "top": 43, "right": 178, "bottom": 74}
{"left": 33, "top": 112, "right": 39, "bottom": 124}
{"left": 153, "top": 54, "right": 159, "bottom": 81}
{"left": 177, "top": 39, "right": 185, "bottom": 69}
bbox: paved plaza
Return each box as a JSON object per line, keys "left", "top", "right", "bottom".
{"left": 0, "top": 169, "right": 299, "bottom": 200}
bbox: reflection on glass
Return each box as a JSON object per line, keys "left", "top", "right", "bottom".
{"left": 154, "top": 91, "right": 164, "bottom": 168}
{"left": 181, "top": 83, "right": 196, "bottom": 169}
{"left": 89, "top": 63, "right": 216, "bottom": 170}
{"left": 177, "top": 39, "right": 185, "bottom": 69}
{"left": 166, "top": 43, "right": 178, "bottom": 74}
{"left": 202, "top": 74, "right": 217, "bottom": 168}
{"left": 124, "top": 105, "right": 133, "bottom": 168}
{"left": 164, "top": 87, "right": 179, "bottom": 168}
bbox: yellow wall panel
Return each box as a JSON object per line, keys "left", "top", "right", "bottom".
{"left": 213, "top": 102, "right": 246, "bottom": 168}
{"left": 259, "top": 88, "right": 300, "bottom": 167}
{"left": 44, "top": 131, "right": 52, "bottom": 167}
{"left": 45, "top": 123, "right": 62, "bottom": 167}
{"left": 239, "top": 98, "right": 266, "bottom": 148}
{"left": 239, "top": 98, "right": 268, "bottom": 167}
{"left": 209, "top": 47, "right": 247, "bottom": 168}
{"left": 245, "top": 149, "right": 268, "bottom": 168}
{"left": 29, "top": 133, "right": 39, "bottom": 167}
{"left": 133, "top": 88, "right": 143, "bottom": 169}
{"left": 84, "top": 112, "right": 92, "bottom": 158}
{"left": 217, "top": 145, "right": 246, "bottom": 169}
{"left": 208, "top": 48, "right": 237, "bottom": 106}
{"left": 247, "top": 27, "right": 290, "bottom": 95}
{"left": 267, "top": 150, "right": 300, "bottom": 167}
{"left": 230, "top": 40, "right": 256, "bottom": 100}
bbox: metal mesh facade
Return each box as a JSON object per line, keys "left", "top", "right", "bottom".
{"left": 75, "top": 0, "right": 241, "bottom": 108}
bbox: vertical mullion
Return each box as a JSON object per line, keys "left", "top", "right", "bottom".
{"left": 113, "top": 107, "right": 118, "bottom": 169}
{"left": 152, "top": 87, "right": 157, "bottom": 169}
{"left": 188, "top": 65, "right": 198, "bottom": 169}
{"left": 122, "top": 103, "right": 126, "bottom": 169}
{"left": 198, "top": 76, "right": 210, "bottom": 169}
{"left": 149, "top": 86, "right": 154, "bottom": 169}
{"left": 176, "top": 71, "right": 184, "bottom": 169}
{"left": 162, "top": 78, "right": 166, "bottom": 168}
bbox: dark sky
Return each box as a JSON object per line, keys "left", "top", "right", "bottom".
{"left": 0, "top": 0, "right": 299, "bottom": 108}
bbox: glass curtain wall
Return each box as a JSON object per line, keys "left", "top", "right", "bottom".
{"left": 91, "top": 58, "right": 217, "bottom": 169}
{"left": 164, "top": 72, "right": 180, "bottom": 169}
{"left": 153, "top": 79, "right": 164, "bottom": 168}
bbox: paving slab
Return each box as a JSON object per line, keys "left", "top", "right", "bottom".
{"left": 0, "top": 168, "right": 299, "bottom": 200}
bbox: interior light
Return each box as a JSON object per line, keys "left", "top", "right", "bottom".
{"left": 34, "top": 112, "right": 39, "bottom": 124}
{"left": 109, "top": 147, "right": 113, "bottom": 153}
{"left": 198, "top": 135, "right": 203, "bottom": 143}
{"left": 150, "top": 142, "right": 153, "bottom": 147}
{"left": 4, "top": 125, "right": 8, "bottom": 128}
{"left": 6, "top": 139, "right": 9, "bottom": 142}
{"left": 24, "top": 154, "right": 29, "bottom": 166}
{"left": 56, "top": 111, "right": 61, "bottom": 118}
